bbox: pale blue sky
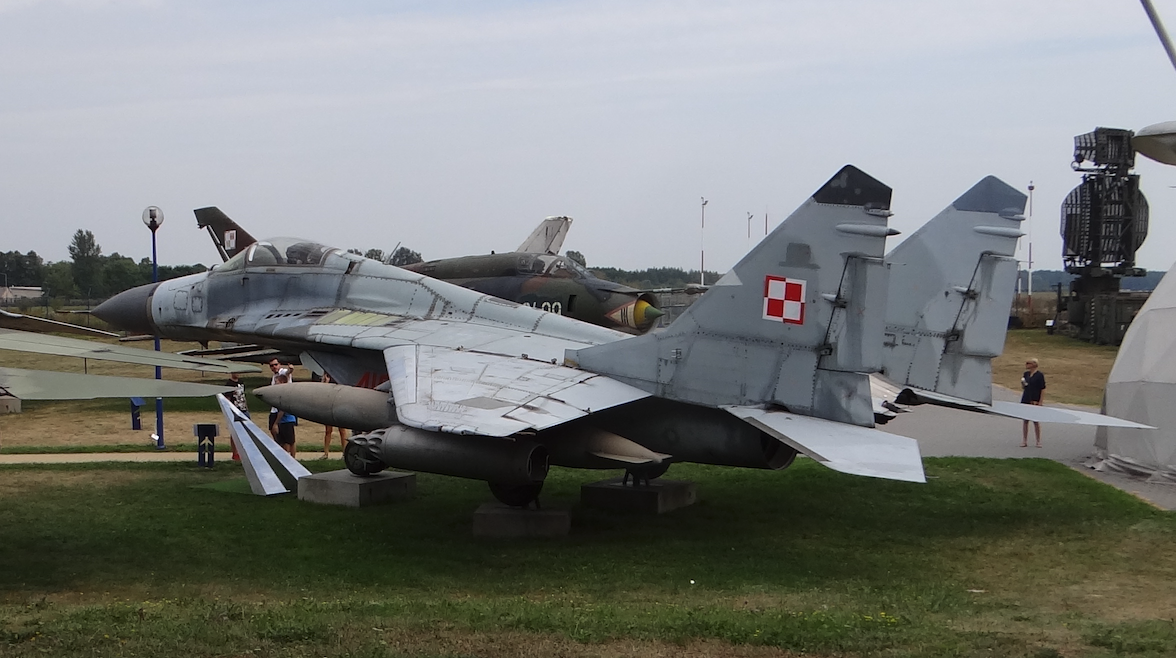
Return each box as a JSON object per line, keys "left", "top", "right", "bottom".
{"left": 2, "top": 0, "right": 1174, "bottom": 273}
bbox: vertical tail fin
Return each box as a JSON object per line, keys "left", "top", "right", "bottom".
{"left": 516, "top": 216, "right": 573, "bottom": 255}
{"left": 194, "top": 207, "right": 258, "bottom": 262}
{"left": 569, "top": 165, "right": 896, "bottom": 426}
{"left": 880, "top": 176, "right": 1026, "bottom": 404}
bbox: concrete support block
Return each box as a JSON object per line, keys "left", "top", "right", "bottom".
{"left": 297, "top": 469, "right": 415, "bottom": 507}
{"left": 472, "top": 503, "right": 570, "bottom": 538}
{"left": 580, "top": 478, "right": 697, "bottom": 514}
{"left": 0, "top": 398, "right": 21, "bottom": 413}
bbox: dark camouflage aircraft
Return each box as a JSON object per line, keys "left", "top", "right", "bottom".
{"left": 195, "top": 208, "right": 664, "bottom": 334}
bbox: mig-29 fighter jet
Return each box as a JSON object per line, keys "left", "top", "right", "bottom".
{"left": 94, "top": 166, "right": 1144, "bottom": 507}
{"left": 195, "top": 209, "right": 664, "bottom": 334}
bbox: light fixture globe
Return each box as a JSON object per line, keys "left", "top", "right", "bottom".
{"left": 141, "top": 206, "right": 165, "bottom": 231}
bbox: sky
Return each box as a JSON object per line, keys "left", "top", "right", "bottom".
{"left": 2, "top": 0, "right": 1176, "bottom": 275}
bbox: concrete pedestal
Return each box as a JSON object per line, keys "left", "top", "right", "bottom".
{"left": 580, "top": 478, "right": 697, "bottom": 514}
{"left": 297, "top": 469, "right": 415, "bottom": 507}
{"left": 0, "top": 398, "right": 21, "bottom": 413}
{"left": 472, "top": 503, "right": 570, "bottom": 538}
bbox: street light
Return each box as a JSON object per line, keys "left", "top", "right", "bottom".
{"left": 700, "top": 198, "right": 708, "bottom": 286}
{"left": 142, "top": 206, "right": 166, "bottom": 450}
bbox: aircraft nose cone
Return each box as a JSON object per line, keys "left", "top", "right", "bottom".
{"left": 93, "top": 282, "right": 160, "bottom": 334}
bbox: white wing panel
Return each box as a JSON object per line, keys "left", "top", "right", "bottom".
{"left": 384, "top": 345, "right": 648, "bottom": 437}
{"left": 724, "top": 405, "right": 926, "bottom": 483}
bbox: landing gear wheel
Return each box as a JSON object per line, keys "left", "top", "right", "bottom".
{"left": 488, "top": 481, "right": 545, "bottom": 508}
{"left": 343, "top": 439, "right": 386, "bottom": 476}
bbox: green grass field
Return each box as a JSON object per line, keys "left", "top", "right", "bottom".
{"left": 2, "top": 459, "right": 1174, "bottom": 657}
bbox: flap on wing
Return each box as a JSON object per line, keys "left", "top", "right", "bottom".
{"left": 384, "top": 344, "right": 649, "bottom": 437}
{"left": 987, "top": 401, "right": 1154, "bottom": 429}
{"left": 724, "top": 405, "right": 926, "bottom": 483}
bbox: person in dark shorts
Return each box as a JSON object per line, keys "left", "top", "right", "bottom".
{"left": 269, "top": 372, "right": 297, "bottom": 457}
{"left": 1020, "top": 358, "right": 1046, "bottom": 448}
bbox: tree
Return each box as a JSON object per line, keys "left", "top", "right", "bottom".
{"left": 363, "top": 248, "right": 385, "bottom": 261}
{"left": 102, "top": 254, "right": 146, "bottom": 294}
{"left": 42, "top": 261, "right": 77, "bottom": 300}
{"left": 0, "top": 250, "right": 44, "bottom": 287}
{"left": 68, "top": 229, "right": 103, "bottom": 295}
{"left": 390, "top": 247, "right": 422, "bottom": 266}
{"left": 566, "top": 250, "right": 586, "bottom": 267}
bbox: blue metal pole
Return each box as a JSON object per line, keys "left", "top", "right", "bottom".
{"left": 152, "top": 228, "right": 165, "bottom": 450}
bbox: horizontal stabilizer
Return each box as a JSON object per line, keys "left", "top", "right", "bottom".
{"left": 0, "top": 366, "right": 232, "bottom": 400}
{"left": 891, "top": 384, "right": 1154, "bottom": 429}
{"left": 724, "top": 405, "right": 925, "bottom": 483}
{"left": 987, "top": 400, "right": 1154, "bottom": 429}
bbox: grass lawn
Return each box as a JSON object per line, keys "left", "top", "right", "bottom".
{"left": 1, "top": 459, "right": 1174, "bottom": 657}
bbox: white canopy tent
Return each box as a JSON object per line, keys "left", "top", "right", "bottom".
{"left": 1093, "top": 263, "right": 1176, "bottom": 483}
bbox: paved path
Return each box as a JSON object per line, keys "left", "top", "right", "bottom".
{"left": 883, "top": 385, "right": 1176, "bottom": 511}
{"left": 4, "top": 387, "right": 1175, "bottom": 510}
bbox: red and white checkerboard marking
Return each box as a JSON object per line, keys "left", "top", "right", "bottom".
{"left": 762, "top": 275, "right": 806, "bottom": 324}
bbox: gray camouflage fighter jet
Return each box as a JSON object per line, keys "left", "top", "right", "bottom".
{"left": 94, "top": 166, "right": 1145, "bottom": 506}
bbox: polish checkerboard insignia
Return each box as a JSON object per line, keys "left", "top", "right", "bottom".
{"left": 762, "top": 275, "right": 805, "bottom": 324}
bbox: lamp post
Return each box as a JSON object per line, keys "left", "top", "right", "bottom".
{"left": 700, "top": 198, "right": 708, "bottom": 286}
{"left": 142, "top": 206, "right": 166, "bottom": 450}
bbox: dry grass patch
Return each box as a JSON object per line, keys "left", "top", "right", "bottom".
{"left": 994, "top": 330, "right": 1120, "bottom": 406}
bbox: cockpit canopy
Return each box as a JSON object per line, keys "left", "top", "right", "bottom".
{"left": 214, "top": 237, "right": 348, "bottom": 273}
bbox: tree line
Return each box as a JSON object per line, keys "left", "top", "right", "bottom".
{"left": 1, "top": 230, "right": 206, "bottom": 304}
{"left": 3, "top": 231, "right": 737, "bottom": 308}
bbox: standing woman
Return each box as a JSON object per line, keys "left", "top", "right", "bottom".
{"left": 320, "top": 372, "right": 348, "bottom": 459}
{"left": 1020, "top": 358, "right": 1046, "bottom": 448}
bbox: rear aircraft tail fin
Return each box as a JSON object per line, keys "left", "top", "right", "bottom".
{"left": 194, "top": 206, "right": 258, "bottom": 262}
{"left": 569, "top": 165, "right": 897, "bottom": 427}
{"left": 516, "top": 216, "right": 572, "bottom": 254}
{"left": 880, "top": 176, "right": 1025, "bottom": 405}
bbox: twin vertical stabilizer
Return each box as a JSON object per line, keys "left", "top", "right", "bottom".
{"left": 881, "top": 176, "right": 1026, "bottom": 405}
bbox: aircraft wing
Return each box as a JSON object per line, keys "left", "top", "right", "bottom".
{"left": 0, "top": 366, "right": 232, "bottom": 400}
{"left": 724, "top": 405, "right": 926, "bottom": 483}
{"left": 516, "top": 216, "right": 572, "bottom": 255}
{"left": 384, "top": 344, "right": 649, "bottom": 436}
{"left": 0, "top": 328, "right": 254, "bottom": 374}
{"left": 0, "top": 310, "right": 118, "bottom": 337}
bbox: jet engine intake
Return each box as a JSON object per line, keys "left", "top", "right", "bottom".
{"left": 345, "top": 425, "right": 549, "bottom": 485}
